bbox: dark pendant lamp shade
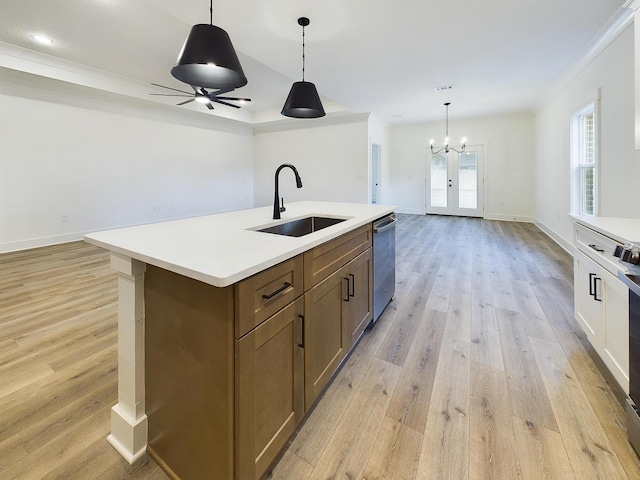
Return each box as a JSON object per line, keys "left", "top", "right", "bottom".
{"left": 281, "top": 17, "right": 325, "bottom": 119}
{"left": 171, "top": 24, "right": 247, "bottom": 90}
{"left": 282, "top": 81, "right": 325, "bottom": 118}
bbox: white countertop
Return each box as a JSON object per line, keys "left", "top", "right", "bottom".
{"left": 570, "top": 214, "right": 640, "bottom": 244}
{"left": 85, "top": 201, "right": 395, "bottom": 287}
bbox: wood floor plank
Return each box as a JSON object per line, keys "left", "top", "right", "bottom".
{"left": 376, "top": 255, "right": 442, "bottom": 367}
{"left": 363, "top": 416, "right": 422, "bottom": 480}
{"left": 529, "top": 335, "right": 629, "bottom": 479}
{"left": 416, "top": 337, "right": 470, "bottom": 480}
{"left": 469, "top": 363, "right": 520, "bottom": 480}
{"left": 386, "top": 308, "right": 447, "bottom": 433}
{"left": 443, "top": 290, "right": 472, "bottom": 343}
{"left": 308, "top": 357, "right": 401, "bottom": 480}
{"left": 495, "top": 308, "right": 559, "bottom": 432}
{"left": 288, "top": 336, "right": 374, "bottom": 466}
{"left": 264, "top": 450, "right": 314, "bottom": 480}
{"left": 512, "top": 415, "right": 575, "bottom": 480}
{"left": 470, "top": 289, "right": 504, "bottom": 372}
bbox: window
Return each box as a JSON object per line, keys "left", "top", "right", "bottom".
{"left": 572, "top": 102, "right": 597, "bottom": 216}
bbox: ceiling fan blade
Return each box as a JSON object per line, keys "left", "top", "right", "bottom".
{"left": 209, "top": 88, "right": 235, "bottom": 96}
{"left": 151, "top": 83, "right": 192, "bottom": 95}
{"left": 211, "top": 98, "right": 241, "bottom": 109}
{"left": 205, "top": 102, "right": 215, "bottom": 110}
{"left": 215, "top": 95, "right": 251, "bottom": 101}
{"left": 177, "top": 98, "right": 195, "bottom": 106}
{"left": 192, "top": 85, "right": 208, "bottom": 95}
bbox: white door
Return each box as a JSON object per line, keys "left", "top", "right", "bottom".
{"left": 425, "top": 146, "right": 484, "bottom": 217}
{"left": 371, "top": 144, "right": 381, "bottom": 204}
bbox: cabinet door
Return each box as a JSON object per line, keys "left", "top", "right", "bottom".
{"left": 346, "top": 249, "right": 373, "bottom": 348}
{"left": 574, "top": 249, "right": 605, "bottom": 347}
{"left": 304, "top": 265, "right": 350, "bottom": 409}
{"left": 236, "top": 297, "right": 304, "bottom": 480}
{"left": 603, "top": 273, "right": 630, "bottom": 392}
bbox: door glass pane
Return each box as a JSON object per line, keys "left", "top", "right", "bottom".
{"left": 458, "top": 152, "right": 478, "bottom": 209}
{"left": 431, "top": 154, "right": 448, "bottom": 207}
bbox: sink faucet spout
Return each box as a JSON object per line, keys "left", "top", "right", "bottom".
{"left": 273, "top": 164, "right": 303, "bottom": 219}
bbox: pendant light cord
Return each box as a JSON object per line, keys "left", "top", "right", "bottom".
{"left": 209, "top": 0, "right": 213, "bottom": 25}
{"left": 301, "top": 24, "right": 306, "bottom": 82}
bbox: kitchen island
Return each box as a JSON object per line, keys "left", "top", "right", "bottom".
{"left": 85, "top": 201, "right": 395, "bottom": 480}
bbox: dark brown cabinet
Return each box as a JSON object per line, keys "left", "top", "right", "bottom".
{"left": 145, "top": 223, "right": 373, "bottom": 480}
{"left": 236, "top": 297, "right": 305, "bottom": 480}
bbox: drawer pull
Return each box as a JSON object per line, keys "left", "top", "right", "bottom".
{"left": 298, "top": 314, "right": 305, "bottom": 348}
{"left": 589, "top": 244, "right": 605, "bottom": 253}
{"left": 262, "top": 282, "right": 292, "bottom": 300}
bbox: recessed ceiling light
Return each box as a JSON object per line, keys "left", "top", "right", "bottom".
{"left": 31, "top": 34, "right": 53, "bottom": 45}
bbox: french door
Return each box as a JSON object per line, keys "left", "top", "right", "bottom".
{"left": 425, "top": 146, "right": 484, "bottom": 217}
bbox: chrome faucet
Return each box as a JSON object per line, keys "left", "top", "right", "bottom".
{"left": 273, "top": 163, "right": 303, "bottom": 219}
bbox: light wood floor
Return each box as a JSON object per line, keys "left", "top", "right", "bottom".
{"left": 1, "top": 215, "right": 639, "bottom": 479}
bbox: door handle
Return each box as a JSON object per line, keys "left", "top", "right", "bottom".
{"left": 589, "top": 273, "right": 596, "bottom": 297}
{"left": 349, "top": 274, "right": 355, "bottom": 298}
{"left": 593, "top": 277, "right": 602, "bottom": 302}
{"left": 298, "top": 314, "right": 305, "bottom": 348}
{"left": 343, "top": 277, "right": 350, "bottom": 302}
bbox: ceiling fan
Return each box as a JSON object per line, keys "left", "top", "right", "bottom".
{"left": 149, "top": 83, "right": 251, "bottom": 110}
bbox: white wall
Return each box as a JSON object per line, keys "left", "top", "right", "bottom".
{"left": 253, "top": 116, "right": 370, "bottom": 209}
{"left": 534, "top": 23, "right": 640, "bottom": 250}
{"left": 0, "top": 81, "right": 254, "bottom": 252}
{"left": 388, "top": 112, "right": 535, "bottom": 219}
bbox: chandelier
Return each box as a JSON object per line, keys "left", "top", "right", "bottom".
{"left": 430, "top": 102, "right": 466, "bottom": 154}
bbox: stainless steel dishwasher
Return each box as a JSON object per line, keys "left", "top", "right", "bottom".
{"left": 373, "top": 214, "right": 396, "bottom": 322}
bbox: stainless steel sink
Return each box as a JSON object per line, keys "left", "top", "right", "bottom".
{"left": 256, "top": 216, "right": 347, "bottom": 237}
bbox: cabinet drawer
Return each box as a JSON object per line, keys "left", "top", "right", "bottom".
{"left": 236, "top": 255, "right": 303, "bottom": 338}
{"left": 575, "top": 223, "right": 623, "bottom": 275}
{"left": 304, "top": 224, "right": 372, "bottom": 290}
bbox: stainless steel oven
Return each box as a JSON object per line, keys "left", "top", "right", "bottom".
{"left": 615, "top": 244, "right": 640, "bottom": 454}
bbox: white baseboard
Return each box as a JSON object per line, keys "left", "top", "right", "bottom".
{"left": 532, "top": 218, "right": 573, "bottom": 256}
{"left": 483, "top": 213, "right": 534, "bottom": 223}
{"left": 0, "top": 232, "right": 88, "bottom": 253}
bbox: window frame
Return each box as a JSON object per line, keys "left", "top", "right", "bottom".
{"left": 571, "top": 97, "right": 600, "bottom": 217}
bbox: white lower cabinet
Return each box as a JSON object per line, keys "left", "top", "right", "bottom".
{"left": 575, "top": 248, "right": 629, "bottom": 392}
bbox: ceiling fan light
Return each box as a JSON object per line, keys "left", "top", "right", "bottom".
{"left": 195, "top": 95, "right": 210, "bottom": 104}
{"left": 281, "top": 81, "right": 326, "bottom": 119}
{"left": 171, "top": 24, "right": 247, "bottom": 90}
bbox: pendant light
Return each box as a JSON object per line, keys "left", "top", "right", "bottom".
{"left": 171, "top": 0, "right": 247, "bottom": 90}
{"left": 430, "top": 102, "right": 466, "bottom": 154}
{"left": 281, "top": 17, "right": 326, "bottom": 118}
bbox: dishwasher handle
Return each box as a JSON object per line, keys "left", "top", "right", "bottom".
{"left": 373, "top": 216, "right": 396, "bottom": 234}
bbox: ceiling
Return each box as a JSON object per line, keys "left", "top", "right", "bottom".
{"left": 0, "top": 0, "right": 628, "bottom": 126}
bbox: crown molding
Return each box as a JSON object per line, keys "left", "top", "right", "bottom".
{"left": 536, "top": 5, "right": 635, "bottom": 113}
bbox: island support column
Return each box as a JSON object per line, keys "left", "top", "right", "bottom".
{"left": 107, "top": 253, "right": 148, "bottom": 463}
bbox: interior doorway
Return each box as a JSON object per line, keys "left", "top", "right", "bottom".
{"left": 425, "top": 146, "right": 484, "bottom": 217}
